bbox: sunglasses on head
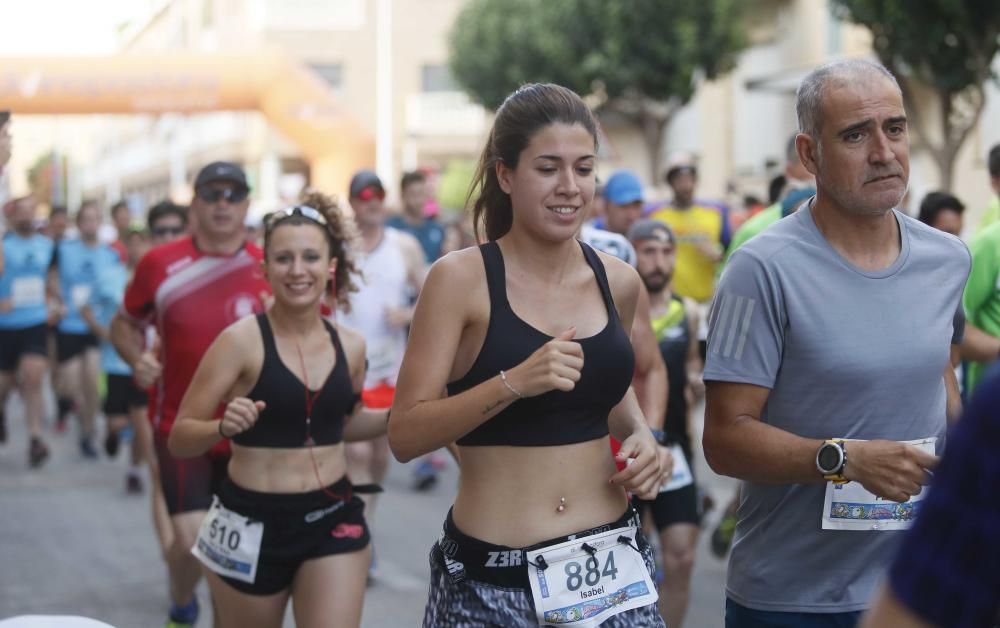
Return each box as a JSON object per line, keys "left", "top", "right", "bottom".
{"left": 151, "top": 225, "right": 185, "bottom": 238}
{"left": 196, "top": 186, "right": 249, "bottom": 204}
{"left": 356, "top": 186, "right": 385, "bottom": 202}
{"left": 263, "top": 205, "right": 328, "bottom": 232}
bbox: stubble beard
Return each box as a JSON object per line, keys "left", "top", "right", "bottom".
{"left": 820, "top": 165, "right": 906, "bottom": 217}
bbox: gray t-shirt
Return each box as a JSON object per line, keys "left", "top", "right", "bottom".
{"left": 704, "top": 204, "right": 970, "bottom": 613}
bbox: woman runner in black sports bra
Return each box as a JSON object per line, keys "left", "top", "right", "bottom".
{"left": 168, "top": 192, "right": 387, "bottom": 628}
{"left": 390, "top": 84, "right": 669, "bottom": 627}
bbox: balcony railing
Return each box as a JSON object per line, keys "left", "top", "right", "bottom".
{"left": 405, "top": 91, "right": 486, "bottom": 137}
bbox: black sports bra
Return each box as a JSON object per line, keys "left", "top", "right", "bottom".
{"left": 448, "top": 241, "right": 635, "bottom": 447}
{"left": 233, "top": 314, "right": 357, "bottom": 448}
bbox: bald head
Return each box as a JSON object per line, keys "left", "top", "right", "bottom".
{"left": 796, "top": 59, "right": 901, "bottom": 140}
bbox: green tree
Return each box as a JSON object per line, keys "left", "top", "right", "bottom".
{"left": 834, "top": 0, "right": 1000, "bottom": 191}
{"left": 449, "top": 0, "right": 746, "bottom": 180}
{"left": 436, "top": 158, "right": 477, "bottom": 214}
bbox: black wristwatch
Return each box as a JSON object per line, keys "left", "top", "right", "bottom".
{"left": 816, "top": 439, "right": 849, "bottom": 484}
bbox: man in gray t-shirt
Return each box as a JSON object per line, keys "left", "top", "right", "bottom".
{"left": 703, "top": 59, "right": 970, "bottom": 626}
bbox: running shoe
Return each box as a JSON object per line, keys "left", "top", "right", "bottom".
{"left": 29, "top": 438, "right": 49, "bottom": 468}
{"left": 55, "top": 397, "right": 73, "bottom": 433}
{"left": 104, "top": 431, "right": 120, "bottom": 458}
{"left": 711, "top": 510, "right": 737, "bottom": 559}
{"left": 80, "top": 437, "right": 99, "bottom": 460}
{"left": 126, "top": 472, "right": 144, "bottom": 495}
{"left": 412, "top": 458, "right": 439, "bottom": 492}
{"left": 166, "top": 597, "right": 199, "bottom": 628}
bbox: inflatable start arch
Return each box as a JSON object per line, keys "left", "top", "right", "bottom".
{"left": 0, "top": 52, "right": 374, "bottom": 193}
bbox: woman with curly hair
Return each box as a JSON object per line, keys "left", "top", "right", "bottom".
{"left": 169, "top": 191, "right": 387, "bottom": 628}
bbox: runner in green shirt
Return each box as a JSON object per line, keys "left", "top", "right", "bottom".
{"left": 962, "top": 220, "right": 1000, "bottom": 393}
{"left": 974, "top": 144, "right": 999, "bottom": 233}
{"left": 724, "top": 134, "right": 814, "bottom": 266}
{"left": 723, "top": 187, "right": 814, "bottom": 266}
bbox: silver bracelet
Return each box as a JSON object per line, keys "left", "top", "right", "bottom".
{"left": 500, "top": 370, "right": 523, "bottom": 399}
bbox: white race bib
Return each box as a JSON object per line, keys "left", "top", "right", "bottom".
{"left": 526, "top": 527, "right": 657, "bottom": 627}
{"left": 822, "top": 437, "right": 936, "bottom": 531}
{"left": 11, "top": 277, "right": 45, "bottom": 308}
{"left": 660, "top": 444, "right": 694, "bottom": 493}
{"left": 70, "top": 285, "right": 92, "bottom": 308}
{"left": 191, "top": 497, "right": 264, "bottom": 584}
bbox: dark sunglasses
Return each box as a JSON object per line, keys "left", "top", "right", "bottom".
{"left": 196, "top": 186, "right": 249, "bottom": 203}
{"left": 151, "top": 225, "right": 185, "bottom": 238}
{"left": 263, "top": 205, "right": 328, "bottom": 232}
{"left": 356, "top": 186, "right": 385, "bottom": 202}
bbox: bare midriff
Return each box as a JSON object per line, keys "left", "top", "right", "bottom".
{"left": 227, "top": 442, "right": 348, "bottom": 493}
{"left": 452, "top": 436, "right": 628, "bottom": 547}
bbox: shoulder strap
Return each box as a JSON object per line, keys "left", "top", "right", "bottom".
{"left": 578, "top": 241, "right": 618, "bottom": 321}
{"left": 256, "top": 313, "right": 279, "bottom": 358}
{"left": 322, "top": 319, "right": 348, "bottom": 365}
{"left": 478, "top": 241, "right": 507, "bottom": 309}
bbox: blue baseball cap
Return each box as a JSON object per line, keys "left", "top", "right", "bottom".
{"left": 603, "top": 170, "right": 644, "bottom": 205}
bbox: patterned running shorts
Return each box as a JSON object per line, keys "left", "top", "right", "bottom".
{"left": 422, "top": 507, "right": 666, "bottom": 627}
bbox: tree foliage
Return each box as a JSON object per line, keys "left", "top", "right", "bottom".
{"left": 833, "top": 0, "right": 1000, "bottom": 189}
{"left": 449, "top": 0, "right": 746, "bottom": 178}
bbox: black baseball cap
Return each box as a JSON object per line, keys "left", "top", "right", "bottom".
{"left": 349, "top": 170, "right": 384, "bottom": 198}
{"left": 194, "top": 161, "right": 249, "bottom": 192}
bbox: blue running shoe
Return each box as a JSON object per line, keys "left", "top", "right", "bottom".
{"left": 166, "top": 597, "right": 199, "bottom": 628}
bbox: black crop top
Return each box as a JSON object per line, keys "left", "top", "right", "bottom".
{"left": 448, "top": 241, "right": 635, "bottom": 447}
{"left": 233, "top": 314, "right": 357, "bottom": 448}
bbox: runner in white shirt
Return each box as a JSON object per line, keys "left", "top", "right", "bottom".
{"left": 339, "top": 171, "right": 425, "bottom": 574}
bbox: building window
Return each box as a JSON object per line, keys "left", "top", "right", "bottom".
{"left": 421, "top": 64, "right": 457, "bottom": 92}
{"left": 310, "top": 63, "right": 344, "bottom": 94}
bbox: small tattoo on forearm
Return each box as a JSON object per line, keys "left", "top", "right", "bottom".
{"left": 482, "top": 400, "right": 504, "bottom": 414}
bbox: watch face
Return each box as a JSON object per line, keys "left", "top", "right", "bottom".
{"left": 818, "top": 444, "right": 842, "bottom": 472}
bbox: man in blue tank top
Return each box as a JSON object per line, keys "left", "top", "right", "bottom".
{"left": 52, "top": 202, "right": 123, "bottom": 458}
{"left": 86, "top": 228, "right": 150, "bottom": 492}
{"left": 0, "top": 111, "right": 9, "bottom": 278}
{"left": 0, "top": 196, "right": 57, "bottom": 467}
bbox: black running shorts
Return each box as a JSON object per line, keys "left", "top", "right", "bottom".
{"left": 636, "top": 482, "right": 702, "bottom": 531}
{"left": 103, "top": 373, "right": 149, "bottom": 416}
{"left": 0, "top": 324, "right": 48, "bottom": 372}
{"left": 213, "top": 476, "right": 370, "bottom": 596}
{"left": 55, "top": 331, "right": 99, "bottom": 363}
